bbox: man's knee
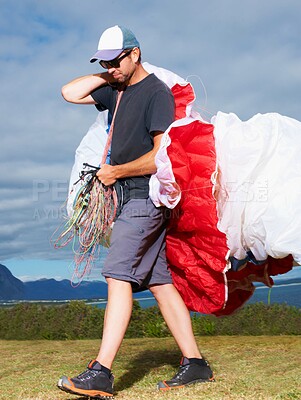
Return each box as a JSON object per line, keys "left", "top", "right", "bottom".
{"left": 148, "top": 283, "right": 173, "bottom": 297}
{"left": 106, "top": 277, "right": 132, "bottom": 289}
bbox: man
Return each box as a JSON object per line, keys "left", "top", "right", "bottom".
{"left": 57, "top": 25, "right": 214, "bottom": 399}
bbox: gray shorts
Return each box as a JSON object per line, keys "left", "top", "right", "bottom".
{"left": 102, "top": 198, "right": 172, "bottom": 291}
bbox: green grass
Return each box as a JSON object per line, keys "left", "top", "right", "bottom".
{"left": 1, "top": 336, "right": 301, "bottom": 399}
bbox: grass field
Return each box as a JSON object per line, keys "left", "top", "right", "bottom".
{"left": 1, "top": 336, "right": 300, "bottom": 400}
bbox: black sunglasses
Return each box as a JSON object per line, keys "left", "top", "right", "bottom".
{"left": 99, "top": 49, "right": 133, "bottom": 69}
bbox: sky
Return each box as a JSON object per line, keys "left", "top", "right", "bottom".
{"left": 1, "top": 0, "right": 301, "bottom": 282}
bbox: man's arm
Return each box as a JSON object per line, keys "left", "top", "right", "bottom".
{"left": 61, "top": 72, "right": 115, "bottom": 104}
{"left": 96, "top": 132, "right": 164, "bottom": 186}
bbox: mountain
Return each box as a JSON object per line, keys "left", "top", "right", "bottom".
{"left": 0, "top": 264, "right": 25, "bottom": 300}
{"left": 23, "top": 279, "right": 108, "bottom": 300}
{"left": 0, "top": 264, "right": 150, "bottom": 301}
{"left": 0, "top": 264, "right": 108, "bottom": 301}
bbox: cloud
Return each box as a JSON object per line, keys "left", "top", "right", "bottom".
{"left": 1, "top": 0, "right": 301, "bottom": 269}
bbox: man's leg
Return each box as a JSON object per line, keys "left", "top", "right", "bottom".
{"left": 149, "top": 283, "right": 201, "bottom": 358}
{"left": 96, "top": 278, "right": 133, "bottom": 369}
{"left": 57, "top": 277, "right": 132, "bottom": 398}
{"left": 149, "top": 283, "right": 214, "bottom": 390}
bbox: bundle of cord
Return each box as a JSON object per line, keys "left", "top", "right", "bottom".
{"left": 53, "top": 163, "right": 118, "bottom": 281}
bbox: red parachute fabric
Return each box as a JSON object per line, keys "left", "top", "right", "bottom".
{"left": 165, "top": 118, "right": 229, "bottom": 314}
{"left": 172, "top": 83, "right": 196, "bottom": 119}
{"left": 215, "top": 255, "right": 293, "bottom": 316}
{"left": 167, "top": 83, "right": 294, "bottom": 316}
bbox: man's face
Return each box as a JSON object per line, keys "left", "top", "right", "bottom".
{"left": 100, "top": 48, "right": 139, "bottom": 84}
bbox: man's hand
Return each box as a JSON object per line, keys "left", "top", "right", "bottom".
{"left": 96, "top": 132, "right": 164, "bottom": 185}
{"left": 96, "top": 164, "right": 117, "bottom": 186}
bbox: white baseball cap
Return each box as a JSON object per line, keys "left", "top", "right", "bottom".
{"left": 90, "top": 25, "right": 140, "bottom": 63}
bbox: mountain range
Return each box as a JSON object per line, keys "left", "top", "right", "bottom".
{"left": 0, "top": 263, "right": 108, "bottom": 301}
{"left": 1, "top": 263, "right": 300, "bottom": 302}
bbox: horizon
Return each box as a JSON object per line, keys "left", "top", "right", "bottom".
{"left": 2, "top": 259, "right": 301, "bottom": 283}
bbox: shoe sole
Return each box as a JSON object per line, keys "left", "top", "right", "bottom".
{"left": 57, "top": 378, "right": 114, "bottom": 399}
{"left": 157, "top": 376, "right": 215, "bottom": 391}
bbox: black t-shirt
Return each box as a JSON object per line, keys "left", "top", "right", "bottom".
{"left": 91, "top": 73, "right": 175, "bottom": 197}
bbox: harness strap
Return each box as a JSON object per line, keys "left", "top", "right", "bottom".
{"left": 101, "top": 90, "right": 124, "bottom": 165}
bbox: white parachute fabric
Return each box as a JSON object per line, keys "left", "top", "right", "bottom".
{"left": 143, "top": 62, "right": 187, "bottom": 87}
{"left": 67, "top": 111, "right": 108, "bottom": 216}
{"left": 212, "top": 111, "right": 301, "bottom": 264}
{"left": 148, "top": 122, "right": 181, "bottom": 209}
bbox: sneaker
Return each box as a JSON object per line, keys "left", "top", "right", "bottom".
{"left": 157, "top": 357, "right": 215, "bottom": 391}
{"left": 57, "top": 360, "right": 114, "bottom": 399}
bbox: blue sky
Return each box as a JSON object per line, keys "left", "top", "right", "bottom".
{"left": 1, "top": 0, "right": 301, "bottom": 281}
